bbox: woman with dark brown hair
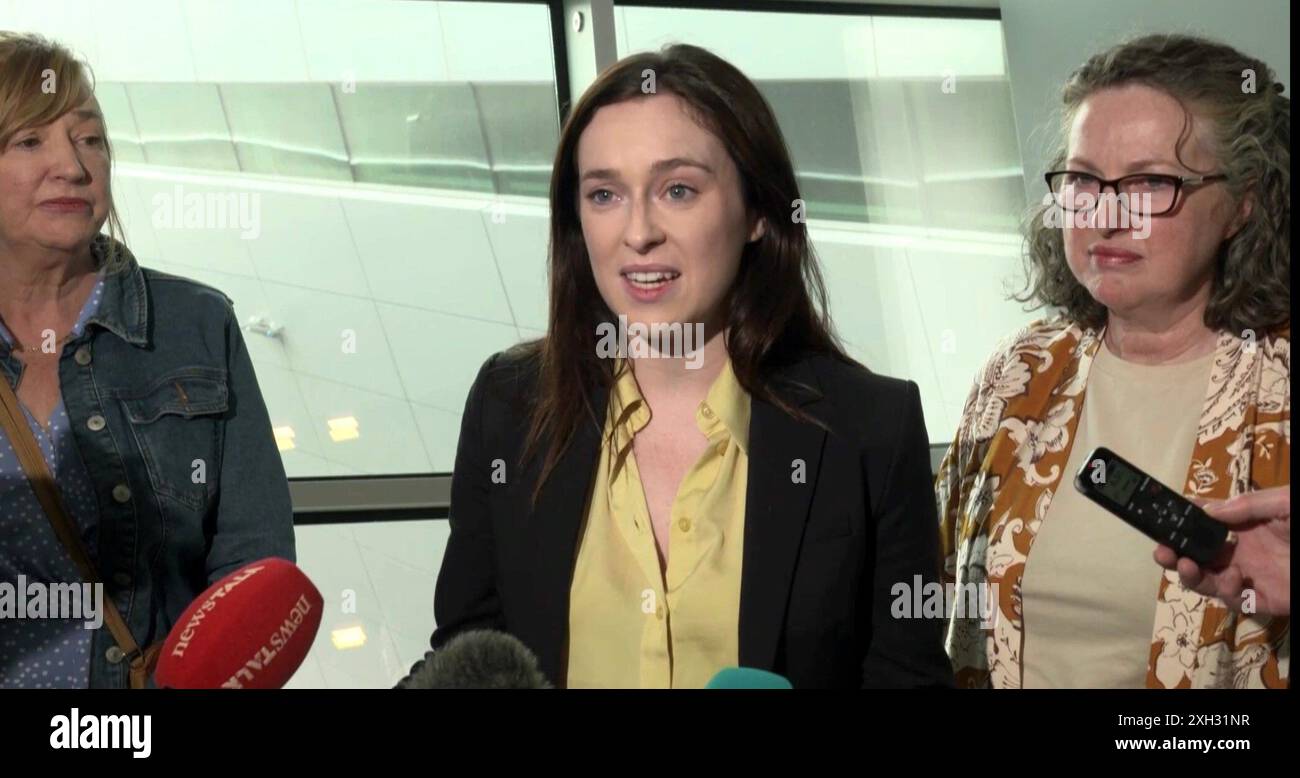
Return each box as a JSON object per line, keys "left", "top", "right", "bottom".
{"left": 938, "top": 34, "right": 1289, "bottom": 689}
{"left": 404, "top": 44, "right": 952, "bottom": 688}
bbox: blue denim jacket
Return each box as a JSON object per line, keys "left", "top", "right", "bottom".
{"left": 0, "top": 236, "right": 296, "bottom": 688}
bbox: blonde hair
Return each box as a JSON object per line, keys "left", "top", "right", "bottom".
{"left": 1017, "top": 34, "right": 1290, "bottom": 333}
{"left": 0, "top": 31, "right": 125, "bottom": 270}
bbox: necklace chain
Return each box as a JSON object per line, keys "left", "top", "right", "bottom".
{"left": 12, "top": 330, "right": 74, "bottom": 354}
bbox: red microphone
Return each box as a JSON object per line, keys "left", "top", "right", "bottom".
{"left": 155, "top": 558, "right": 323, "bottom": 689}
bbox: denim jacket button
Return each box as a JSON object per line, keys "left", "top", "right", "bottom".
{"left": 74, "top": 346, "right": 92, "bottom": 366}
{"left": 112, "top": 484, "right": 132, "bottom": 503}
{"left": 87, "top": 415, "right": 107, "bottom": 432}
{"left": 113, "top": 572, "right": 132, "bottom": 587}
{"left": 106, "top": 646, "right": 125, "bottom": 664}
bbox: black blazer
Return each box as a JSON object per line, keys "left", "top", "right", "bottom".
{"left": 417, "top": 348, "right": 954, "bottom": 689}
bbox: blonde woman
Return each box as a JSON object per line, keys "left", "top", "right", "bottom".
{"left": 0, "top": 33, "right": 294, "bottom": 688}
{"left": 938, "top": 34, "right": 1289, "bottom": 689}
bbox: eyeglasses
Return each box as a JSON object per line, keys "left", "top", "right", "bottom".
{"left": 1044, "top": 171, "right": 1228, "bottom": 217}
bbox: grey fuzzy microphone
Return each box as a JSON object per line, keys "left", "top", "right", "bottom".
{"left": 402, "top": 630, "right": 553, "bottom": 689}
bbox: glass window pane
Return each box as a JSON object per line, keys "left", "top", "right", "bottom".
{"left": 93, "top": 82, "right": 146, "bottom": 164}
{"left": 286, "top": 518, "right": 448, "bottom": 688}
{"left": 221, "top": 83, "right": 354, "bottom": 182}
{"left": 756, "top": 79, "right": 869, "bottom": 222}
{"left": 14, "top": 0, "right": 560, "bottom": 480}
{"left": 127, "top": 83, "right": 241, "bottom": 171}
{"left": 474, "top": 81, "right": 562, "bottom": 197}
{"left": 336, "top": 83, "right": 494, "bottom": 191}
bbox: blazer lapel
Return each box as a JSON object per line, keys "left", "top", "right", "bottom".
{"left": 523, "top": 383, "right": 607, "bottom": 685}
{"left": 738, "top": 358, "right": 828, "bottom": 672}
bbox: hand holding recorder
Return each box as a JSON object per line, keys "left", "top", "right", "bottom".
{"left": 1153, "top": 488, "right": 1290, "bottom": 617}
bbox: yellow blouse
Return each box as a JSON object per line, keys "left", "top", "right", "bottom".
{"left": 565, "top": 358, "right": 750, "bottom": 688}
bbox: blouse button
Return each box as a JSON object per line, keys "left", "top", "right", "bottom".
{"left": 74, "top": 346, "right": 92, "bottom": 366}
{"left": 112, "top": 484, "right": 132, "bottom": 503}
{"left": 106, "top": 646, "right": 125, "bottom": 664}
{"left": 87, "top": 415, "right": 106, "bottom": 432}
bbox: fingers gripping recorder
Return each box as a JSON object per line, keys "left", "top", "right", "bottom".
{"left": 1074, "top": 446, "right": 1231, "bottom": 566}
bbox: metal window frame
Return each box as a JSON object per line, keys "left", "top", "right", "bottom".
{"left": 613, "top": 0, "right": 998, "bottom": 20}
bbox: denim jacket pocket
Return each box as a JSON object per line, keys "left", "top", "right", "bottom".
{"left": 118, "top": 367, "right": 229, "bottom": 511}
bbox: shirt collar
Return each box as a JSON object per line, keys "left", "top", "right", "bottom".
{"left": 83, "top": 235, "right": 150, "bottom": 347}
{"left": 605, "top": 355, "right": 751, "bottom": 456}
{"left": 607, "top": 358, "right": 650, "bottom": 456}
{"left": 699, "top": 355, "right": 750, "bottom": 454}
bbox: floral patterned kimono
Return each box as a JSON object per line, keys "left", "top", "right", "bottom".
{"left": 936, "top": 316, "right": 1290, "bottom": 688}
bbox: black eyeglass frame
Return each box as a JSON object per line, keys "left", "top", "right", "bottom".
{"left": 1044, "top": 171, "right": 1229, "bottom": 216}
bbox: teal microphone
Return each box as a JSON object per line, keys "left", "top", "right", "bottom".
{"left": 704, "top": 667, "right": 793, "bottom": 689}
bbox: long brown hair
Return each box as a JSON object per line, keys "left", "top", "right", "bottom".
{"left": 517, "top": 43, "right": 852, "bottom": 504}
{"left": 1017, "top": 34, "right": 1290, "bottom": 333}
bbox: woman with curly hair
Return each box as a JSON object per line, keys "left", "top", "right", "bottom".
{"left": 937, "top": 34, "right": 1289, "bottom": 689}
